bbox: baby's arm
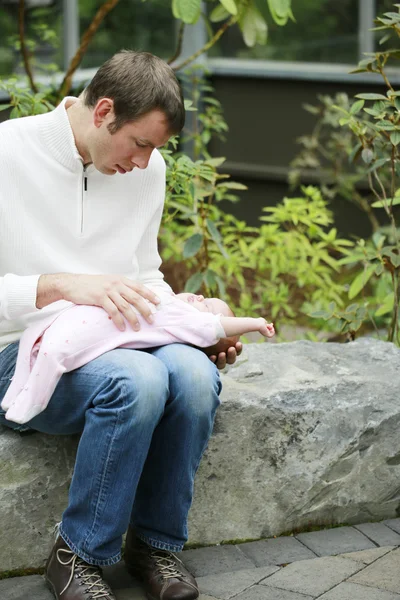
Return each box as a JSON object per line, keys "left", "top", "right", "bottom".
{"left": 220, "top": 317, "right": 275, "bottom": 338}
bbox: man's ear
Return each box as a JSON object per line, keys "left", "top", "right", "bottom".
{"left": 203, "top": 335, "right": 240, "bottom": 357}
{"left": 93, "top": 97, "right": 114, "bottom": 128}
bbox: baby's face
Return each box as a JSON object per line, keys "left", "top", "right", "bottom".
{"left": 177, "top": 293, "right": 231, "bottom": 316}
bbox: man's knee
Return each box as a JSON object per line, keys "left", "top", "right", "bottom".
{"left": 152, "top": 344, "right": 222, "bottom": 416}
{"left": 90, "top": 349, "right": 169, "bottom": 420}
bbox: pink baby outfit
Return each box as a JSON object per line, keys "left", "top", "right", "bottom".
{"left": 1, "top": 292, "right": 225, "bottom": 424}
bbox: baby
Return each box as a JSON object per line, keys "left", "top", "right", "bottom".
{"left": 1, "top": 289, "right": 275, "bottom": 424}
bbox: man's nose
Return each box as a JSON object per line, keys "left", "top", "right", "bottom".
{"left": 132, "top": 148, "right": 153, "bottom": 169}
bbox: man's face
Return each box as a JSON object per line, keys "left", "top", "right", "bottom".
{"left": 90, "top": 100, "right": 172, "bottom": 175}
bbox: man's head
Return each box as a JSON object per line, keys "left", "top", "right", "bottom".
{"left": 72, "top": 51, "right": 185, "bottom": 174}
{"left": 177, "top": 293, "right": 234, "bottom": 317}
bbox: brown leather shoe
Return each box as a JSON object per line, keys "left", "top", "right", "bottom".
{"left": 45, "top": 535, "right": 116, "bottom": 599}
{"left": 124, "top": 528, "right": 199, "bottom": 600}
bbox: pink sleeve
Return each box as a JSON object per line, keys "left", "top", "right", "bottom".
{"left": 153, "top": 301, "right": 225, "bottom": 347}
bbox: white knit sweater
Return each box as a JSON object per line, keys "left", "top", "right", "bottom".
{"left": 0, "top": 97, "right": 171, "bottom": 353}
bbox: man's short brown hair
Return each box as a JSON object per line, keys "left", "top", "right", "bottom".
{"left": 83, "top": 50, "right": 185, "bottom": 135}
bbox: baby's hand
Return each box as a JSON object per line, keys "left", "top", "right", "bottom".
{"left": 258, "top": 318, "right": 275, "bottom": 338}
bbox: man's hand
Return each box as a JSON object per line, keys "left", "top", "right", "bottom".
{"left": 204, "top": 336, "right": 243, "bottom": 370}
{"left": 36, "top": 273, "right": 160, "bottom": 331}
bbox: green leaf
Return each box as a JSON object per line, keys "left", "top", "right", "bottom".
{"left": 350, "top": 99, "right": 364, "bottom": 115}
{"left": 206, "top": 219, "right": 229, "bottom": 259}
{"left": 375, "top": 293, "right": 394, "bottom": 317}
{"left": 355, "top": 93, "right": 388, "bottom": 100}
{"left": 219, "top": 181, "right": 247, "bottom": 190}
{"left": 210, "top": 4, "right": 230, "bottom": 22}
{"left": 0, "top": 104, "right": 12, "bottom": 112}
{"left": 204, "top": 268, "right": 217, "bottom": 288}
{"left": 309, "top": 310, "right": 331, "bottom": 320}
{"left": 184, "top": 272, "right": 204, "bottom": 294}
{"left": 219, "top": 0, "right": 237, "bottom": 16}
{"left": 172, "top": 0, "right": 201, "bottom": 24}
{"left": 240, "top": 5, "right": 267, "bottom": 47}
{"left": 348, "top": 265, "right": 376, "bottom": 299}
{"left": 361, "top": 148, "right": 374, "bottom": 164}
{"left": 183, "top": 233, "right": 203, "bottom": 258}
{"left": 372, "top": 197, "right": 400, "bottom": 207}
{"left": 390, "top": 131, "right": 400, "bottom": 145}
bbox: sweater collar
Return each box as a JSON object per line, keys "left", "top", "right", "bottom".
{"left": 39, "top": 96, "right": 85, "bottom": 173}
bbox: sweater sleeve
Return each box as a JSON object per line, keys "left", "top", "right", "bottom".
{"left": 135, "top": 151, "right": 172, "bottom": 295}
{"left": 0, "top": 274, "right": 41, "bottom": 320}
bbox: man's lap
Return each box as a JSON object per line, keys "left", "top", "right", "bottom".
{"left": 0, "top": 342, "right": 220, "bottom": 435}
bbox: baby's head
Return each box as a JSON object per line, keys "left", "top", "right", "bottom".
{"left": 176, "top": 293, "right": 234, "bottom": 317}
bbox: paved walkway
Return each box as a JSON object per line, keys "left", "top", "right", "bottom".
{"left": 3, "top": 518, "right": 400, "bottom": 599}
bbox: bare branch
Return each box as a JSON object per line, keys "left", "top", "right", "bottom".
{"left": 168, "top": 21, "right": 185, "bottom": 65}
{"left": 173, "top": 15, "right": 238, "bottom": 72}
{"left": 57, "top": 0, "right": 120, "bottom": 102}
{"left": 18, "top": 0, "right": 38, "bottom": 93}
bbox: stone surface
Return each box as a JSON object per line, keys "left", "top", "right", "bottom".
{"left": 238, "top": 537, "right": 316, "bottom": 566}
{"left": 383, "top": 519, "right": 400, "bottom": 535}
{"left": 354, "top": 523, "right": 400, "bottom": 547}
{"left": 295, "top": 526, "right": 376, "bottom": 556}
{"left": 181, "top": 545, "right": 255, "bottom": 577}
{"left": 2, "top": 339, "right": 400, "bottom": 571}
{"left": 260, "top": 556, "right": 363, "bottom": 597}
{"left": 349, "top": 548, "right": 400, "bottom": 594}
{"left": 234, "top": 586, "right": 313, "bottom": 600}
{"left": 339, "top": 546, "right": 394, "bottom": 565}
{"left": 197, "top": 565, "right": 279, "bottom": 599}
{"left": 0, "top": 575, "right": 52, "bottom": 600}
{"left": 319, "top": 582, "right": 400, "bottom": 599}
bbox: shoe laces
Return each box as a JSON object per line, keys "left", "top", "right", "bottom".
{"left": 150, "top": 549, "right": 185, "bottom": 580}
{"left": 57, "top": 547, "right": 112, "bottom": 598}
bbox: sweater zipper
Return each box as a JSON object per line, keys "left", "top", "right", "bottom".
{"left": 81, "top": 166, "right": 88, "bottom": 234}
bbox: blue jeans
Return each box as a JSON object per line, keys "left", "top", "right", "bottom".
{"left": 0, "top": 342, "right": 222, "bottom": 566}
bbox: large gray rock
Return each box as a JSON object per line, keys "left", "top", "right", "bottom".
{"left": 0, "top": 339, "right": 399, "bottom": 572}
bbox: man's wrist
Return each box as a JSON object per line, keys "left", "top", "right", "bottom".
{"left": 36, "top": 273, "right": 67, "bottom": 309}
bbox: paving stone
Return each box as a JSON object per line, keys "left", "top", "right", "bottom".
{"left": 233, "top": 585, "right": 313, "bottom": 600}
{"left": 0, "top": 575, "right": 52, "bottom": 600}
{"left": 197, "top": 565, "right": 279, "bottom": 599}
{"left": 238, "top": 537, "right": 317, "bottom": 567}
{"left": 319, "top": 581, "right": 400, "bottom": 599}
{"left": 259, "top": 555, "right": 363, "bottom": 598}
{"left": 383, "top": 519, "right": 400, "bottom": 535}
{"left": 354, "top": 523, "right": 400, "bottom": 547}
{"left": 181, "top": 545, "right": 255, "bottom": 577}
{"left": 295, "top": 526, "right": 376, "bottom": 556}
{"left": 339, "top": 546, "right": 395, "bottom": 565}
{"left": 349, "top": 547, "right": 400, "bottom": 594}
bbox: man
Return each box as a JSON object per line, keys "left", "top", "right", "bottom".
{"left": 0, "top": 51, "right": 241, "bottom": 600}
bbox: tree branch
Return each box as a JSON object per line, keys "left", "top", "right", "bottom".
{"left": 57, "top": 0, "right": 120, "bottom": 102}
{"left": 173, "top": 15, "right": 238, "bottom": 72}
{"left": 18, "top": 0, "right": 38, "bottom": 93}
{"left": 168, "top": 21, "right": 185, "bottom": 65}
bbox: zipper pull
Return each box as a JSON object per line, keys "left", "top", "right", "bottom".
{"left": 84, "top": 177, "right": 88, "bottom": 191}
